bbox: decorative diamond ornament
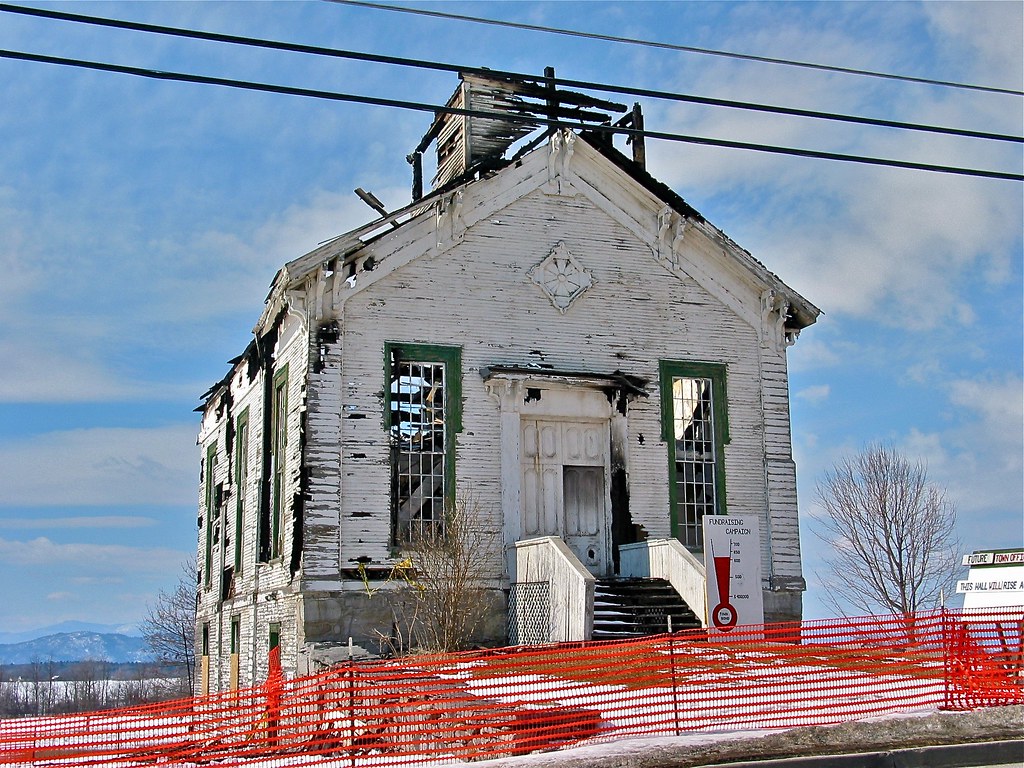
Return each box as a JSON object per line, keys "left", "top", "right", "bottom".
{"left": 528, "top": 241, "right": 594, "bottom": 313}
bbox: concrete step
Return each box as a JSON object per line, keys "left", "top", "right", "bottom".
{"left": 592, "top": 577, "right": 702, "bottom": 640}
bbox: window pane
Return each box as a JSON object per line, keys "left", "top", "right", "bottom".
{"left": 673, "top": 376, "right": 717, "bottom": 550}
{"left": 391, "top": 357, "right": 447, "bottom": 542}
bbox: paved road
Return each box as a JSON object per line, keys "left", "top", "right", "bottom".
{"left": 693, "top": 739, "right": 1023, "bottom": 768}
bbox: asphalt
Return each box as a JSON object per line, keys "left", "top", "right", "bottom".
{"left": 696, "top": 739, "right": 1023, "bottom": 768}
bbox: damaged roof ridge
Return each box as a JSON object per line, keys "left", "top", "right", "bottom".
{"left": 582, "top": 135, "right": 820, "bottom": 327}
{"left": 257, "top": 129, "right": 818, "bottom": 336}
{"left": 269, "top": 172, "right": 478, "bottom": 298}
{"left": 256, "top": 150, "right": 527, "bottom": 333}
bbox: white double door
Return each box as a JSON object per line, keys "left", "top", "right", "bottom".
{"left": 521, "top": 418, "right": 610, "bottom": 575}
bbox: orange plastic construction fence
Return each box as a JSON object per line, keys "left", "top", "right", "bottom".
{"left": 1, "top": 607, "right": 1020, "bottom": 767}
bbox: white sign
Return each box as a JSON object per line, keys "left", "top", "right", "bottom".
{"left": 958, "top": 547, "right": 1024, "bottom": 610}
{"left": 703, "top": 515, "right": 764, "bottom": 634}
{"left": 956, "top": 579, "right": 1023, "bottom": 593}
{"left": 961, "top": 551, "right": 1024, "bottom": 567}
{"left": 962, "top": 553, "right": 994, "bottom": 566}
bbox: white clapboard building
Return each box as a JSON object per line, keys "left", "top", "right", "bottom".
{"left": 194, "top": 72, "right": 819, "bottom": 691}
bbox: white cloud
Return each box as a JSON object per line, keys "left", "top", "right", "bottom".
{"left": 71, "top": 576, "right": 125, "bottom": 585}
{"left": 0, "top": 516, "right": 156, "bottom": 530}
{"left": 947, "top": 376, "right": 1024, "bottom": 441}
{"left": 0, "top": 536, "right": 187, "bottom": 576}
{"left": 922, "top": 2, "right": 1024, "bottom": 89}
{"left": 0, "top": 424, "right": 197, "bottom": 506}
{"left": 0, "top": 536, "right": 191, "bottom": 631}
{"left": 645, "top": 4, "right": 1022, "bottom": 333}
{"left": 786, "top": 333, "right": 843, "bottom": 372}
{"left": 795, "top": 384, "right": 831, "bottom": 404}
{"left": 0, "top": 182, "right": 409, "bottom": 403}
{"left": 902, "top": 374, "right": 1024, "bottom": 518}
{"left": 0, "top": 340, "right": 151, "bottom": 403}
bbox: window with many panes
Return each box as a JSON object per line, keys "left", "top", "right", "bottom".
{"left": 385, "top": 343, "right": 462, "bottom": 545}
{"left": 659, "top": 360, "right": 729, "bottom": 551}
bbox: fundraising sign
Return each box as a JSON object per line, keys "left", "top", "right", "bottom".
{"left": 703, "top": 515, "right": 764, "bottom": 634}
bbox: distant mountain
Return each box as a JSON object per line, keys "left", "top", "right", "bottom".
{"left": 0, "top": 632, "right": 153, "bottom": 665}
{"left": 0, "top": 621, "right": 141, "bottom": 645}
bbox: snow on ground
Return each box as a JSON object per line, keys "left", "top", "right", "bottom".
{"left": 3, "top": 704, "right": 1021, "bottom": 768}
{"left": 0, "top": 638, "right": 1010, "bottom": 768}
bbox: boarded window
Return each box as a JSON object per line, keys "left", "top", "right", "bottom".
{"left": 229, "top": 616, "right": 240, "bottom": 692}
{"left": 659, "top": 361, "right": 730, "bottom": 551}
{"left": 386, "top": 344, "right": 462, "bottom": 544}
{"left": 200, "top": 623, "right": 210, "bottom": 696}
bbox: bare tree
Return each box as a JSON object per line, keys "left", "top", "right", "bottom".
{"left": 141, "top": 557, "right": 197, "bottom": 696}
{"left": 410, "top": 492, "right": 499, "bottom": 653}
{"left": 815, "top": 444, "right": 960, "bottom": 617}
{"left": 365, "top": 492, "right": 498, "bottom": 655}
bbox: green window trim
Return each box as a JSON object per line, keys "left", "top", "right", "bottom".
{"left": 270, "top": 365, "right": 289, "bottom": 561}
{"left": 233, "top": 408, "right": 250, "bottom": 574}
{"left": 659, "top": 360, "right": 730, "bottom": 548}
{"left": 384, "top": 343, "right": 463, "bottom": 432}
{"left": 384, "top": 342, "right": 462, "bottom": 545}
{"left": 203, "top": 442, "right": 218, "bottom": 589}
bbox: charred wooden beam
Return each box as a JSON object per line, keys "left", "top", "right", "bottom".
{"left": 355, "top": 188, "right": 400, "bottom": 228}
{"left": 630, "top": 103, "right": 646, "bottom": 169}
{"left": 408, "top": 151, "right": 423, "bottom": 200}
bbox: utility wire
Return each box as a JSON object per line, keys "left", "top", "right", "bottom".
{"left": 1, "top": 48, "right": 1020, "bottom": 182}
{"left": 331, "top": 0, "right": 1024, "bottom": 97}
{"left": 1, "top": 3, "right": 1020, "bottom": 145}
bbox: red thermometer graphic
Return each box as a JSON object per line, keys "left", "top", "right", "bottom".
{"left": 711, "top": 539, "right": 738, "bottom": 631}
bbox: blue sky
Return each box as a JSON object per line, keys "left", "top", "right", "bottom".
{"left": 0, "top": 1, "right": 1020, "bottom": 632}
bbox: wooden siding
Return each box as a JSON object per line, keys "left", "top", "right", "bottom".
{"left": 301, "top": 322, "right": 344, "bottom": 583}
{"left": 199, "top": 130, "right": 813, "bottom": 675}
{"left": 195, "top": 310, "right": 309, "bottom": 691}
{"left": 330, "top": 183, "right": 775, "bottom": 576}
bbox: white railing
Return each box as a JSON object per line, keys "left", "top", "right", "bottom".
{"left": 512, "top": 537, "right": 595, "bottom": 642}
{"left": 619, "top": 539, "right": 708, "bottom": 627}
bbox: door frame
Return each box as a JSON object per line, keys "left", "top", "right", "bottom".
{"left": 484, "top": 369, "right": 638, "bottom": 581}
{"left": 520, "top": 416, "right": 611, "bottom": 575}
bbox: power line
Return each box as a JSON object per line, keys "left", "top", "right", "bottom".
{"left": 331, "top": 0, "right": 1024, "bottom": 98}
{"left": 2, "top": 47, "right": 1020, "bottom": 182}
{"left": 1, "top": 3, "right": 1019, "bottom": 146}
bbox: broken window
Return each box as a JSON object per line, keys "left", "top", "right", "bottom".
{"left": 659, "top": 361, "right": 730, "bottom": 551}
{"left": 270, "top": 367, "right": 288, "bottom": 560}
{"left": 203, "top": 443, "right": 218, "bottom": 590}
{"left": 233, "top": 409, "right": 250, "bottom": 573}
{"left": 386, "top": 343, "right": 462, "bottom": 545}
